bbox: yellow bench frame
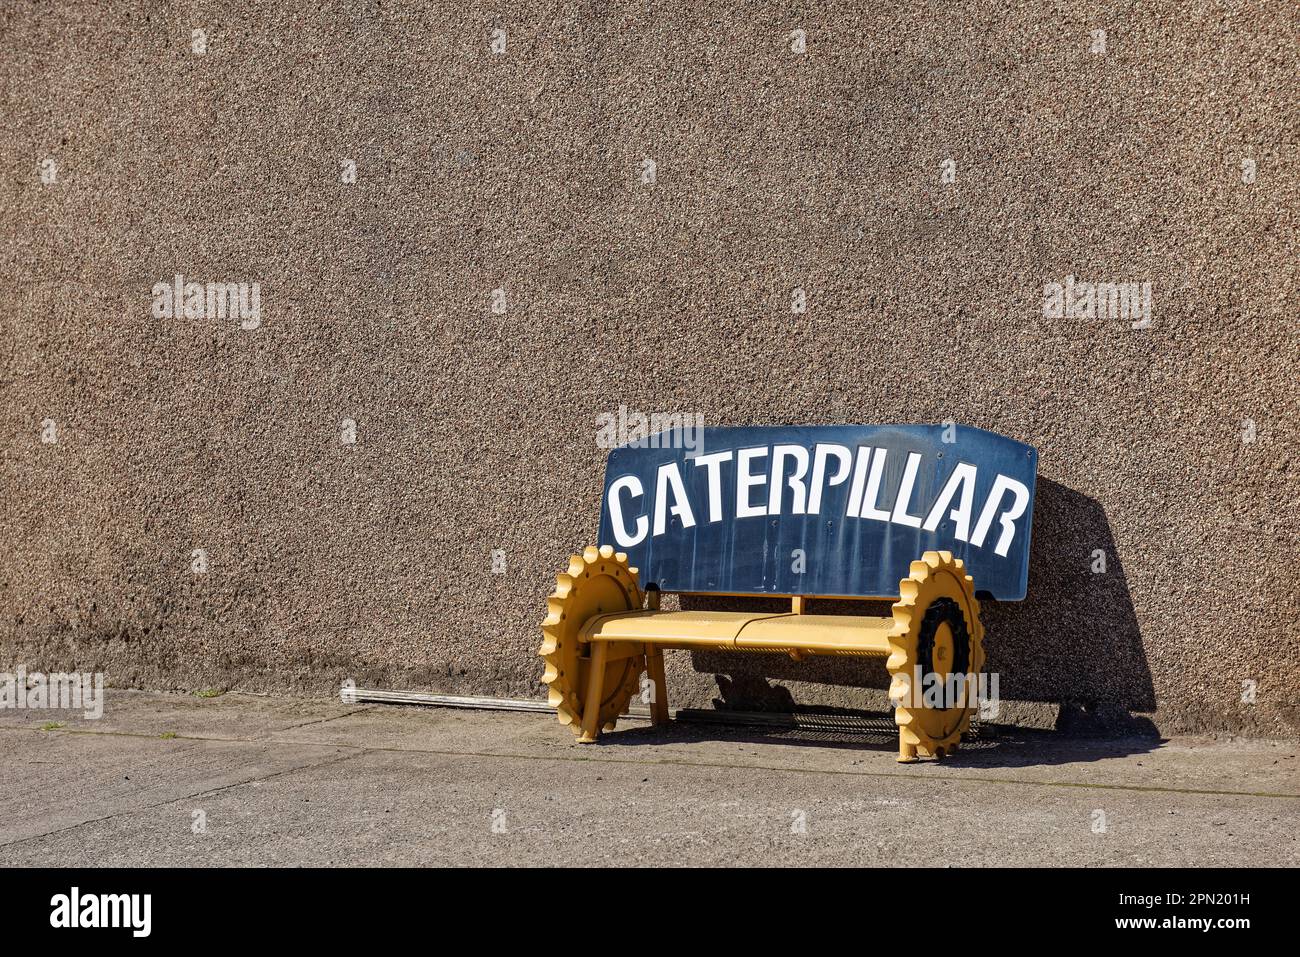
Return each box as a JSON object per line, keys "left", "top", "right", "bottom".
{"left": 540, "top": 545, "right": 985, "bottom": 762}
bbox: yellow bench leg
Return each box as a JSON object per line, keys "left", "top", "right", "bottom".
{"left": 645, "top": 643, "right": 670, "bottom": 726}
{"left": 578, "top": 642, "right": 609, "bottom": 743}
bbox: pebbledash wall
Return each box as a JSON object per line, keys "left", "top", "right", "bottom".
{"left": 2, "top": 3, "right": 1296, "bottom": 735}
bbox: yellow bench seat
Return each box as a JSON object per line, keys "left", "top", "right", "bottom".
{"left": 581, "top": 609, "right": 895, "bottom": 656}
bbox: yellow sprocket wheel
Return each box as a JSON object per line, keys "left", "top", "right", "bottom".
{"left": 887, "top": 550, "right": 985, "bottom": 760}
{"left": 539, "top": 545, "right": 646, "bottom": 738}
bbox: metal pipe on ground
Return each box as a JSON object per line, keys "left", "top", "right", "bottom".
{"left": 339, "top": 686, "right": 975, "bottom": 737}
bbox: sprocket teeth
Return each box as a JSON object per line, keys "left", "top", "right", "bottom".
{"left": 886, "top": 550, "right": 984, "bottom": 758}
{"left": 538, "top": 545, "right": 647, "bottom": 741}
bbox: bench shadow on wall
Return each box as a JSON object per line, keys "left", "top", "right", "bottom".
{"left": 663, "top": 477, "right": 1158, "bottom": 761}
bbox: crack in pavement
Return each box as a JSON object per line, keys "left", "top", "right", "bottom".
{"left": 0, "top": 747, "right": 367, "bottom": 850}
{"left": 2, "top": 725, "right": 1296, "bottom": 801}
{"left": 271, "top": 706, "right": 377, "bottom": 732}
{"left": 0, "top": 705, "right": 379, "bottom": 744}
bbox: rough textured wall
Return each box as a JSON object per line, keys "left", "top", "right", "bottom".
{"left": 2, "top": 2, "right": 1296, "bottom": 734}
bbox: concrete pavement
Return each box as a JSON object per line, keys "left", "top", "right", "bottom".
{"left": 1, "top": 690, "right": 1296, "bottom": 866}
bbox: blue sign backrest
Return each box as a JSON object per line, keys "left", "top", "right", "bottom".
{"left": 596, "top": 424, "right": 1038, "bottom": 601}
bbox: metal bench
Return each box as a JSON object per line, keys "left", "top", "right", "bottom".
{"left": 539, "top": 424, "right": 1037, "bottom": 762}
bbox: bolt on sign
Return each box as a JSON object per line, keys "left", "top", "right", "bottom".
{"left": 597, "top": 424, "right": 1036, "bottom": 600}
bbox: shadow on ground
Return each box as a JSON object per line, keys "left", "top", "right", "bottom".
{"left": 606, "top": 715, "right": 1164, "bottom": 768}
{"left": 682, "top": 478, "right": 1157, "bottom": 741}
